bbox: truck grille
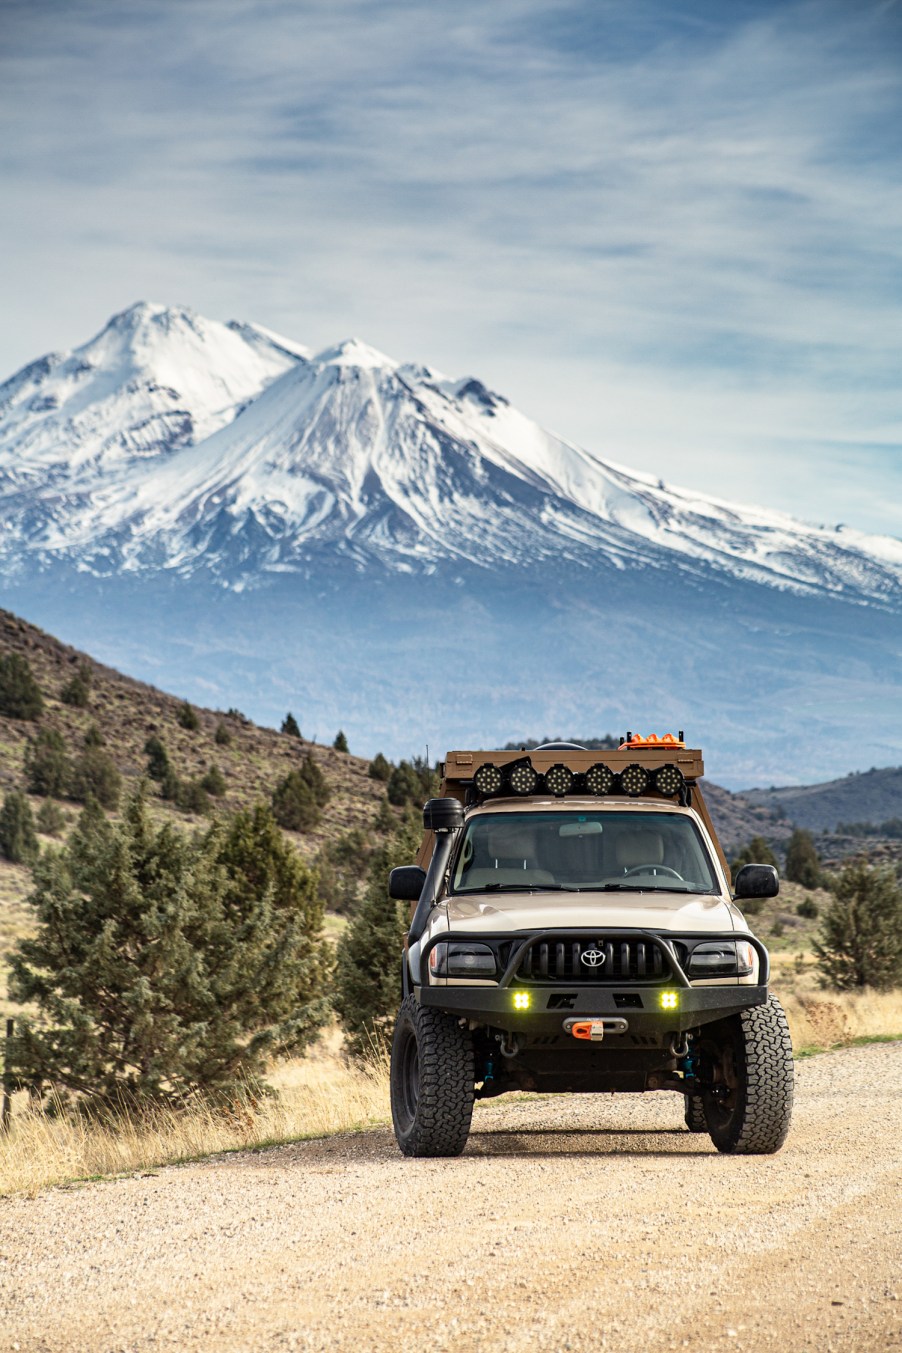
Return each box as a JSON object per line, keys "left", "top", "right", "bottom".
{"left": 514, "top": 937, "right": 674, "bottom": 985}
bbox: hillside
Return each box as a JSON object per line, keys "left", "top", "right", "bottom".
{"left": 0, "top": 608, "right": 384, "bottom": 844}
{"left": 741, "top": 766, "right": 902, "bottom": 833}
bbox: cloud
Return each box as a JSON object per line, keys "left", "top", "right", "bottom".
{"left": 0, "top": 0, "right": 900, "bottom": 533}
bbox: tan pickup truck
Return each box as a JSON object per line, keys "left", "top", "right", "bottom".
{"left": 388, "top": 737, "right": 793, "bottom": 1158}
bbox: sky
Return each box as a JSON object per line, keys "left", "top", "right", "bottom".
{"left": 1, "top": 0, "right": 901, "bottom": 537}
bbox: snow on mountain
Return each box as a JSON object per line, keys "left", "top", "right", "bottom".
{"left": 1, "top": 304, "right": 901, "bottom": 610}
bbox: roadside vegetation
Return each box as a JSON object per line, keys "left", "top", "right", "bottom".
{"left": 0, "top": 613, "right": 900, "bottom": 1196}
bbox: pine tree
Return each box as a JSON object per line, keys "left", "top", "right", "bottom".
{"left": 281, "top": 712, "right": 301, "bottom": 738}
{"left": 8, "top": 792, "right": 331, "bottom": 1109}
{"left": 24, "top": 728, "right": 71, "bottom": 798}
{"left": 368, "top": 752, "right": 391, "bottom": 782}
{"left": 214, "top": 721, "right": 232, "bottom": 747}
{"left": 333, "top": 810, "right": 422, "bottom": 1059}
{"left": 0, "top": 791, "right": 39, "bottom": 864}
{"left": 69, "top": 747, "right": 121, "bottom": 809}
{"left": 200, "top": 764, "right": 226, "bottom": 797}
{"left": 333, "top": 730, "right": 349, "bottom": 753}
{"left": 272, "top": 753, "right": 330, "bottom": 832}
{"left": 176, "top": 701, "right": 200, "bottom": 731}
{"left": 386, "top": 760, "right": 422, "bottom": 807}
{"left": 60, "top": 663, "right": 92, "bottom": 708}
{"left": 36, "top": 799, "right": 66, "bottom": 837}
{"left": 784, "top": 828, "right": 822, "bottom": 889}
{"left": 0, "top": 652, "right": 43, "bottom": 720}
{"left": 813, "top": 862, "right": 902, "bottom": 990}
{"left": 144, "top": 736, "right": 170, "bottom": 781}
{"left": 730, "top": 834, "right": 779, "bottom": 876}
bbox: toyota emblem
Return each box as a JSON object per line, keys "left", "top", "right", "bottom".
{"left": 580, "top": 948, "right": 606, "bottom": 968}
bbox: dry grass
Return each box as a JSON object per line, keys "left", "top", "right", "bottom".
{"left": 1, "top": 990, "right": 900, "bottom": 1199}
{"left": 0, "top": 1028, "right": 390, "bottom": 1198}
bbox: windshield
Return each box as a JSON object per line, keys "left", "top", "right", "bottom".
{"left": 451, "top": 811, "right": 718, "bottom": 894}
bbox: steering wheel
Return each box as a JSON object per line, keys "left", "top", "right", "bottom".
{"left": 623, "top": 864, "right": 684, "bottom": 880}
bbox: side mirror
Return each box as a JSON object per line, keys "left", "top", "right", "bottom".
{"left": 734, "top": 863, "right": 779, "bottom": 900}
{"left": 389, "top": 865, "right": 427, "bottom": 902}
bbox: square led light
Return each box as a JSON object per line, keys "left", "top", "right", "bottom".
{"left": 513, "top": 992, "right": 531, "bottom": 1010}
{"left": 659, "top": 991, "right": 679, "bottom": 1010}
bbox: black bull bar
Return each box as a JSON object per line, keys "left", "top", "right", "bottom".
{"left": 415, "top": 928, "right": 770, "bottom": 1036}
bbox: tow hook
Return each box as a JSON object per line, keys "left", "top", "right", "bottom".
{"left": 563, "top": 1017, "right": 629, "bottom": 1042}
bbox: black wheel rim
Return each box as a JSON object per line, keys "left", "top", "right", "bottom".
{"left": 398, "top": 1028, "right": 420, "bottom": 1130}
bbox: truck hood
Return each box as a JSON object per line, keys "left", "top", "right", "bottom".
{"left": 443, "top": 890, "right": 736, "bottom": 934}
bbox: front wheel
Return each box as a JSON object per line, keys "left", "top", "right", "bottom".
{"left": 701, "top": 994, "right": 794, "bottom": 1155}
{"left": 390, "top": 995, "right": 474, "bottom": 1157}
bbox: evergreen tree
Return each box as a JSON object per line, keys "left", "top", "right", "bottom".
{"left": 386, "top": 760, "right": 422, "bottom": 807}
{"left": 0, "top": 790, "right": 39, "bottom": 864}
{"left": 200, "top": 764, "right": 226, "bottom": 797}
{"left": 271, "top": 753, "right": 330, "bottom": 832}
{"left": 333, "top": 810, "right": 422, "bottom": 1059}
{"left": 784, "top": 828, "right": 822, "bottom": 889}
{"left": 176, "top": 701, "right": 200, "bottom": 731}
{"left": 60, "top": 663, "right": 92, "bottom": 708}
{"left": 730, "top": 834, "right": 779, "bottom": 877}
{"left": 8, "top": 793, "right": 331, "bottom": 1109}
{"left": 144, "top": 736, "right": 170, "bottom": 781}
{"left": 69, "top": 747, "right": 121, "bottom": 809}
{"left": 214, "top": 721, "right": 232, "bottom": 747}
{"left": 83, "top": 723, "right": 104, "bottom": 748}
{"left": 36, "top": 799, "right": 66, "bottom": 837}
{"left": 281, "top": 712, "right": 301, "bottom": 738}
{"left": 24, "top": 727, "right": 71, "bottom": 798}
{"left": 333, "top": 730, "right": 349, "bottom": 753}
{"left": 813, "top": 862, "right": 902, "bottom": 990}
{"left": 0, "top": 652, "right": 43, "bottom": 720}
{"left": 368, "top": 752, "right": 391, "bottom": 782}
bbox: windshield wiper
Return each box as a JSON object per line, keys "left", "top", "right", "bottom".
{"left": 474, "top": 883, "right": 581, "bottom": 893}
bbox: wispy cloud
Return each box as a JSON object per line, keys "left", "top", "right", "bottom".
{"left": 1, "top": 0, "right": 900, "bottom": 533}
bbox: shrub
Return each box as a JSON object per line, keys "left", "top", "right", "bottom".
{"left": 281, "top": 712, "right": 301, "bottom": 738}
{"left": 144, "top": 736, "right": 170, "bottom": 781}
{"left": 200, "top": 764, "right": 226, "bottom": 797}
{"left": 0, "top": 790, "right": 38, "bottom": 864}
{"left": 60, "top": 663, "right": 92, "bottom": 708}
{"left": 0, "top": 652, "right": 43, "bottom": 720}
{"left": 69, "top": 747, "right": 121, "bottom": 810}
{"left": 333, "top": 811, "right": 422, "bottom": 1059}
{"left": 83, "top": 723, "right": 104, "bottom": 748}
{"left": 36, "top": 799, "right": 66, "bottom": 836}
{"left": 813, "top": 862, "right": 902, "bottom": 990}
{"left": 24, "top": 728, "right": 71, "bottom": 798}
{"left": 214, "top": 721, "right": 232, "bottom": 747}
{"left": 784, "top": 828, "right": 823, "bottom": 890}
{"left": 333, "top": 730, "right": 349, "bottom": 753}
{"left": 796, "top": 896, "right": 819, "bottom": 920}
{"left": 368, "top": 752, "right": 391, "bottom": 782}
{"left": 176, "top": 701, "right": 199, "bottom": 731}
{"left": 177, "top": 780, "right": 210, "bottom": 815}
{"left": 8, "top": 794, "right": 331, "bottom": 1109}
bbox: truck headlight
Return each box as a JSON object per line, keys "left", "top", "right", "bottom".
{"left": 687, "top": 941, "right": 755, "bottom": 977}
{"left": 429, "top": 943, "right": 497, "bottom": 978}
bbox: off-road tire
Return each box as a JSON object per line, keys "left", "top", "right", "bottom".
{"left": 703, "top": 994, "right": 794, "bottom": 1155}
{"left": 684, "top": 1094, "right": 707, "bottom": 1132}
{"left": 390, "top": 995, "right": 474, "bottom": 1157}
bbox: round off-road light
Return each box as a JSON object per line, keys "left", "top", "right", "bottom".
{"left": 619, "top": 763, "right": 650, "bottom": 797}
{"left": 585, "top": 763, "right": 615, "bottom": 796}
{"left": 653, "top": 763, "right": 685, "bottom": 797}
{"left": 473, "top": 763, "right": 503, "bottom": 795}
{"left": 544, "top": 763, "right": 573, "bottom": 797}
{"left": 508, "top": 759, "right": 538, "bottom": 795}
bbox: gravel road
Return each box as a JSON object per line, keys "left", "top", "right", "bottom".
{"left": 1, "top": 1042, "right": 900, "bottom": 1353}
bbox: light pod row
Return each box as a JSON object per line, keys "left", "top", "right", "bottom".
{"left": 472, "top": 758, "right": 686, "bottom": 800}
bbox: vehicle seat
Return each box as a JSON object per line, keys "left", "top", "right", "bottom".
{"left": 613, "top": 830, "right": 664, "bottom": 872}
{"left": 464, "top": 823, "right": 556, "bottom": 889}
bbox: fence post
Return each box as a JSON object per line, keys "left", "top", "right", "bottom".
{"left": 2, "top": 1017, "right": 13, "bottom": 1131}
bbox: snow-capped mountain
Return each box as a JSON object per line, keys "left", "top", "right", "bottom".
{"left": 1, "top": 303, "right": 900, "bottom": 607}
{"left": 1, "top": 303, "right": 901, "bottom": 783}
